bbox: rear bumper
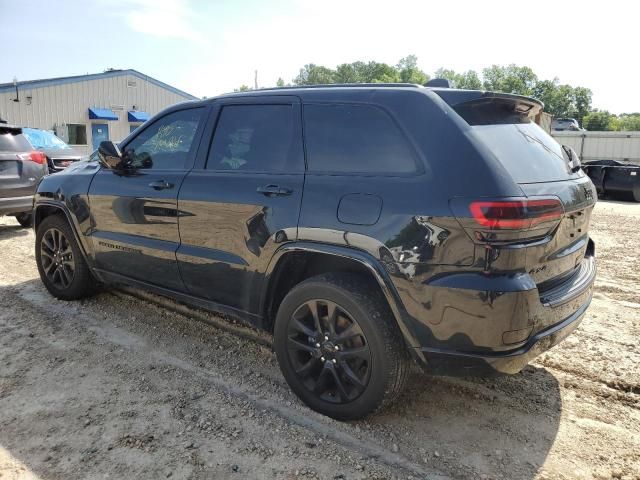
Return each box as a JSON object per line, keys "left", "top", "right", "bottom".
{"left": 401, "top": 250, "right": 596, "bottom": 376}
{"left": 416, "top": 295, "right": 590, "bottom": 375}
{"left": 0, "top": 195, "right": 33, "bottom": 215}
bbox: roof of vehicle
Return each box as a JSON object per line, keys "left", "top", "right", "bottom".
{"left": 198, "top": 84, "right": 544, "bottom": 114}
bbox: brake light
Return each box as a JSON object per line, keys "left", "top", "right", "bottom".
{"left": 18, "top": 151, "right": 47, "bottom": 165}
{"left": 469, "top": 199, "right": 564, "bottom": 230}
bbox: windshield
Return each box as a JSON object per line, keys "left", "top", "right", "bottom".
{"left": 23, "top": 128, "right": 73, "bottom": 150}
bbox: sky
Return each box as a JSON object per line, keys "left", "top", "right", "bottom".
{"left": 0, "top": 0, "right": 637, "bottom": 113}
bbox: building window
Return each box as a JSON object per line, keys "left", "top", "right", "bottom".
{"left": 67, "top": 124, "right": 87, "bottom": 145}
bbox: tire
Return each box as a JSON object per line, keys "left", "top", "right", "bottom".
{"left": 35, "top": 214, "right": 98, "bottom": 300}
{"left": 15, "top": 212, "right": 33, "bottom": 228}
{"left": 273, "top": 273, "right": 410, "bottom": 420}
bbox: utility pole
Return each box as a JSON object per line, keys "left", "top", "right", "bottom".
{"left": 254, "top": 70, "right": 258, "bottom": 90}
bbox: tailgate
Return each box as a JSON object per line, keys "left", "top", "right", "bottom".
{"left": 519, "top": 176, "right": 596, "bottom": 285}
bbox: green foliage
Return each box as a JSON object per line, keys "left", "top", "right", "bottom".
{"left": 234, "top": 85, "right": 250, "bottom": 92}
{"left": 276, "top": 77, "right": 285, "bottom": 87}
{"left": 396, "top": 55, "right": 429, "bottom": 84}
{"left": 434, "top": 68, "right": 482, "bottom": 89}
{"left": 617, "top": 113, "right": 640, "bottom": 131}
{"left": 582, "top": 110, "right": 618, "bottom": 131}
{"left": 294, "top": 64, "right": 336, "bottom": 85}
{"left": 482, "top": 64, "right": 538, "bottom": 96}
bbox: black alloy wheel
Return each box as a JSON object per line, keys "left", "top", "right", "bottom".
{"left": 286, "top": 299, "right": 371, "bottom": 404}
{"left": 274, "top": 273, "right": 410, "bottom": 420}
{"left": 40, "top": 227, "right": 75, "bottom": 289}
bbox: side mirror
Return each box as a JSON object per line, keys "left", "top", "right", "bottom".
{"left": 97, "top": 141, "right": 124, "bottom": 169}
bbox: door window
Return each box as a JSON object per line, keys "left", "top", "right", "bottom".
{"left": 206, "top": 105, "right": 299, "bottom": 172}
{"left": 303, "top": 104, "right": 417, "bottom": 174}
{"left": 124, "top": 108, "right": 204, "bottom": 170}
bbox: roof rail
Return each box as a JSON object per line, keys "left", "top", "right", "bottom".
{"left": 250, "top": 83, "right": 423, "bottom": 92}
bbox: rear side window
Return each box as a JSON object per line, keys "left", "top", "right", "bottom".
{"left": 0, "top": 132, "right": 32, "bottom": 152}
{"left": 303, "top": 104, "right": 417, "bottom": 174}
{"left": 470, "top": 122, "right": 577, "bottom": 183}
{"left": 207, "top": 104, "right": 299, "bottom": 172}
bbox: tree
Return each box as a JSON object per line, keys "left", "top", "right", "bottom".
{"left": 482, "top": 64, "right": 538, "bottom": 96}
{"left": 396, "top": 55, "right": 429, "bottom": 85}
{"left": 234, "top": 84, "right": 250, "bottom": 92}
{"left": 293, "top": 64, "right": 335, "bottom": 85}
{"left": 617, "top": 113, "right": 640, "bottom": 131}
{"left": 276, "top": 77, "right": 285, "bottom": 87}
{"left": 582, "top": 110, "right": 617, "bottom": 131}
{"left": 434, "top": 68, "right": 481, "bottom": 89}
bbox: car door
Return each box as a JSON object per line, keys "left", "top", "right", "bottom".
{"left": 177, "top": 96, "right": 305, "bottom": 320}
{"left": 88, "top": 106, "right": 207, "bottom": 291}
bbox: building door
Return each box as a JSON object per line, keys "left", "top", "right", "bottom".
{"left": 91, "top": 123, "right": 109, "bottom": 150}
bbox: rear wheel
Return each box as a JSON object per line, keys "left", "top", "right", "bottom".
{"left": 35, "top": 215, "right": 98, "bottom": 300}
{"left": 274, "top": 273, "right": 410, "bottom": 420}
{"left": 14, "top": 212, "right": 33, "bottom": 228}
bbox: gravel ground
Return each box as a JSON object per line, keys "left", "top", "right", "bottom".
{"left": 0, "top": 200, "right": 639, "bottom": 480}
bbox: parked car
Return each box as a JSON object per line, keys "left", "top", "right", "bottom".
{"left": 551, "top": 117, "right": 583, "bottom": 131}
{"left": 32, "top": 84, "right": 597, "bottom": 420}
{"left": 0, "top": 124, "right": 48, "bottom": 227}
{"left": 22, "top": 127, "right": 83, "bottom": 173}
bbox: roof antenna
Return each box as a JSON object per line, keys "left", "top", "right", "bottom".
{"left": 12, "top": 77, "right": 19, "bottom": 102}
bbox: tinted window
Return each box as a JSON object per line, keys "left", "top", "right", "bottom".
{"left": 471, "top": 122, "right": 581, "bottom": 183}
{"left": 0, "top": 133, "right": 32, "bottom": 152}
{"left": 207, "top": 105, "right": 297, "bottom": 172}
{"left": 304, "top": 104, "right": 416, "bottom": 174}
{"left": 67, "top": 124, "right": 87, "bottom": 145}
{"left": 124, "top": 108, "right": 203, "bottom": 170}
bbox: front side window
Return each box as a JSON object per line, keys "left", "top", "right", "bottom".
{"left": 206, "top": 104, "right": 297, "bottom": 172}
{"left": 124, "top": 108, "right": 203, "bottom": 170}
{"left": 303, "top": 104, "right": 417, "bottom": 174}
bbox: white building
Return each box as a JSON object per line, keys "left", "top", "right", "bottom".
{"left": 0, "top": 69, "right": 197, "bottom": 155}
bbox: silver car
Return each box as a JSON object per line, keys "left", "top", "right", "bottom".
{"left": 0, "top": 124, "right": 48, "bottom": 227}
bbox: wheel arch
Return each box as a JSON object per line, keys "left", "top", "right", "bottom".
{"left": 34, "top": 202, "right": 92, "bottom": 266}
{"left": 261, "top": 242, "right": 421, "bottom": 350}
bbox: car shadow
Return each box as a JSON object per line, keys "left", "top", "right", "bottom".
{"left": 0, "top": 222, "right": 30, "bottom": 240}
{"left": 0, "top": 278, "right": 561, "bottom": 480}
{"left": 372, "top": 366, "right": 562, "bottom": 479}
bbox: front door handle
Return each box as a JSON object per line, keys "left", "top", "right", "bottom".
{"left": 148, "top": 180, "right": 174, "bottom": 190}
{"left": 256, "top": 184, "right": 293, "bottom": 197}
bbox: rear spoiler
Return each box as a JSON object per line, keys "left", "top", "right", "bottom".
{"left": 432, "top": 89, "right": 543, "bottom": 125}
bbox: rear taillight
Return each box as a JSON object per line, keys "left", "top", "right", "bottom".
{"left": 469, "top": 199, "right": 564, "bottom": 230}
{"left": 18, "top": 151, "right": 47, "bottom": 165}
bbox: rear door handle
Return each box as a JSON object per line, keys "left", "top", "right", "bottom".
{"left": 256, "top": 184, "right": 293, "bottom": 197}
{"left": 148, "top": 180, "right": 174, "bottom": 190}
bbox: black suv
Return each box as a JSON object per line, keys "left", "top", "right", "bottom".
{"left": 33, "top": 84, "right": 597, "bottom": 420}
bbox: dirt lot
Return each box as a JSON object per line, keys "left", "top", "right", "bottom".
{"left": 1, "top": 200, "right": 639, "bottom": 480}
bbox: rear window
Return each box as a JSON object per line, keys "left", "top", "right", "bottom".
{"left": 470, "top": 122, "right": 578, "bottom": 183}
{"left": 0, "top": 132, "right": 32, "bottom": 152}
{"left": 303, "top": 104, "right": 417, "bottom": 174}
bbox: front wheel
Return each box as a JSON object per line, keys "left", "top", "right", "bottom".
{"left": 273, "top": 273, "right": 410, "bottom": 420}
{"left": 35, "top": 215, "right": 98, "bottom": 300}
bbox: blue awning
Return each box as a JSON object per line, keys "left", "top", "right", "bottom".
{"left": 128, "top": 110, "right": 150, "bottom": 122}
{"left": 88, "top": 107, "right": 118, "bottom": 120}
